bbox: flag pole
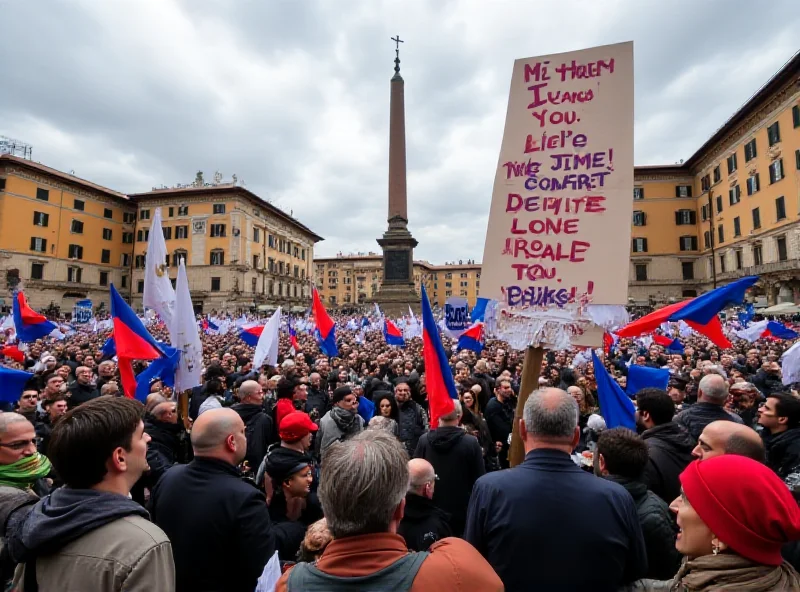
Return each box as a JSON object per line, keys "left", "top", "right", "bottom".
{"left": 508, "top": 345, "right": 545, "bottom": 467}
{"left": 178, "top": 389, "right": 191, "bottom": 432}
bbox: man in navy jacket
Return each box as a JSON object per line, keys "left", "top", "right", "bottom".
{"left": 464, "top": 388, "right": 647, "bottom": 592}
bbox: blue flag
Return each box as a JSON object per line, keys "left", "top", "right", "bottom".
{"left": 471, "top": 298, "right": 490, "bottom": 323}
{"left": 591, "top": 351, "right": 636, "bottom": 430}
{"left": 134, "top": 343, "right": 181, "bottom": 402}
{"left": 668, "top": 276, "right": 758, "bottom": 325}
{"left": 738, "top": 303, "right": 755, "bottom": 327}
{"left": 626, "top": 365, "right": 670, "bottom": 397}
{"left": 0, "top": 366, "right": 35, "bottom": 403}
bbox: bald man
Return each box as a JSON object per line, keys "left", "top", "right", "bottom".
{"left": 692, "top": 420, "right": 765, "bottom": 462}
{"left": 150, "top": 409, "right": 277, "bottom": 592}
{"left": 232, "top": 380, "right": 274, "bottom": 474}
{"left": 398, "top": 458, "right": 452, "bottom": 552}
{"left": 675, "top": 373, "right": 743, "bottom": 441}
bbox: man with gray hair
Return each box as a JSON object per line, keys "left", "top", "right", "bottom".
{"left": 231, "top": 380, "right": 274, "bottom": 472}
{"left": 276, "top": 430, "right": 502, "bottom": 591}
{"left": 675, "top": 373, "right": 742, "bottom": 441}
{"left": 464, "top": 388, "right": 646, "bottom": 591}
{"left": 413, "top": 399, "right": 484, "bottom": 537}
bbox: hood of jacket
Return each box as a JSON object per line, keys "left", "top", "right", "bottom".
{"left": 232, "top": 402, "right": 265, "bottom": 424}
{"left": 265, "top": 446, "right": 312, "bottom": 482}
{"left": 330, "top": 406, "right": 361, "bottom": 434}
{"left": 428, "top": 426, "right": 466, "bottom": 451}
{"left": 402, "top": 492, "right": 450, "bottom": 523}
{"left": 8, "top": 487, "right": 149, "bottom": 563}
{"left": 641, "top": 421, "right": 696, "bottom": 454}
{"left": 605, "top": 475, "right": 648, "bottom": 502}
{"left": 144, "top": 418, "right": 182, "bottom": 445}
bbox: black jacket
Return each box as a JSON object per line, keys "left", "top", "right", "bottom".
{"left": 465, "top": 449, "right": 647, "bottom": 591}
{"left": 233, "top": 403, "right": 274, "bottom": 472}
{"left": 764, "top": 428, "right": 800, "bottom": 493}
{"left": 471, "top": 373, "right": 495, "bottom": 411}
{"left": 413, "top": 426, "right": 485, "bottom": 537}
{"left": 188, "top": 383, "right": 207, "bottom": 421}
{"left": 640, "top": 422, "right": 696, "bottom": 504}
{"left": 675, "top": 402, "right": 742, "bottom": 441}
{"left": 305, "top": 387, "right": 329, "bottom": 421}
{"left": 607, "top": 476, "right": 682, "bottom": 580}
{"left": 67, "top": 382, "right": 99, "bottom": 409}
{"left": 144, "top": 419, "right": 183, "bottom": 484}
{"left": 396, "top": 399, "right": 427, "bottom": 457}
{"left": 753, "top": 370, "right": 785, "bottom": 397}
{"left": 398, "top": 493, "right": 452, "bottom": 552}
{"left": 149, "top": 457, "right": 276, "bottom": 592}
{"left": 484, "top": 396, "right": 515, "bottom": 466}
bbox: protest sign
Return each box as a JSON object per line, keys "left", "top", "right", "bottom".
{"left": 74, "top": 299, "right": 93, "bottom": 323}
{"left": 479, "top": 42, "right": 634, "bottom": 349}
{"left": 444, "top": 296, "right": 470, "bottom": 332}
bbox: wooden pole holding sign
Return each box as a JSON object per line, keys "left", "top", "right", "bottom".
{"left": 178, "top": 389, "right": 191, "bottom": 432}
{"left": 509, "top": 346, "right": 545, "bottom": 467}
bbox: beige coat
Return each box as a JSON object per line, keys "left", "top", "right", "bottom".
{"left": 11, "top": 515, "right": 174, "bottom": 592}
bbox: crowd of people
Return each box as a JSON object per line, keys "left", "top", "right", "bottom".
{"left": 0, "top": 307, "right": 799, "bottom": 591}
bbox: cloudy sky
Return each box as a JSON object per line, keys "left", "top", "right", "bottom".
{"left": 2, "top": 0, "right": 798, "bottom": 263}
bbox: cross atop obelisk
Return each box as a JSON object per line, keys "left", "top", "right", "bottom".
{"left": 371, "top": 34, "right": 419, "bottom": 315}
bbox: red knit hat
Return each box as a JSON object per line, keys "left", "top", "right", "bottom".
{"left": 279, "top": 412, "right": 318, "bottom": 443}
{"left": 680, "top": 456, "right": 800, "bottom": 565}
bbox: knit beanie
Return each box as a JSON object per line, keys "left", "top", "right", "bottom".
{"left": 680, "top": 456, "right": 800, "bottom": 565}
{"left": 332, "top": 386, "right": 352, "bottom": 405}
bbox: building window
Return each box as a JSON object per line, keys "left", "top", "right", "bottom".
{"left": 101, "top": 249, "right": 111, "bottom": 264}
{"left": 796, "top": 149, "right": 800, "bottom": 170}
{"left": 168, "top": 207, "right": 174, "bottom": 217}
{"left": 793, "top": 105, "right": 800, "bottom": 128}
{"left": 774, "top": 196, "right": 787, "bottom": 221}
{"left": 703, "top": 231, "right": 710, "bottom": 249}
{"left": 746, "top": 173, "right": 760, "bottom": 196}
{"left": 71, "top": 220, "right": 84, "bottom": 234}
{"left": 122, "top": 232, "right": 133, "bottom": 244}
{"left": 768, "top": 159, "right": 784, "bottom": 184}
{"left": 0, "top": 179, "right": 5, "bottom": 191}
{"left": 301, "top": 249, "right": 306, "bottom": 261}
{"left": 176, "top": 225, "right": 188, "bottom": 239}
{"left": 36, "top": 188, "right": 49, "bottom": 201}
{"left": 121, "top": 275, "right": 128, "bottom": 288}
{"left": 210, "top": 250, "right": 225, "bottom": 265}
{"left": 213, "top": 204, "right": 226, "bottom": 214}
{"left": 632, "top": 211, "right": 646, "bottom": 226}
{"left": 733, "top": 216, "right": 741, "bottom": 237}
{"left": 32, "top": 211, "right": 49, "bottom": 227}
{"left": 634, "top": 264, "right": 648, "bottom": 281}
{"left": 729, "top": 185, "right": 741, "bottom": 205}
{"left": 103, "top": 208, "right": 113, "bottom": 219}
{"left": 68, "top": 244, "right": 83, "bottom": 259}
{"left": 717, "top": 225, "right": 724, "bottom": 244}
{"left": 253, "top": 227, "right": 260, "bottom": 242}
{"left": 294, "top": 265, "right": 299, "bottom": 278}
{"left": 681, "top": 262, "right": 694, "bottom": 280}
{"left": 753, "top": 243, "right": 763, "bottom": 266}
{"left": 140, "top": 209, "right": 150, "bottom": 220}
{"left": 102, "top": 228, "right": 112, "bottom": 240}
{"left": 172, "top": 250, "right": 187, "bottom": 266}
{"left": 134, "top": 255, "right": 145, "bottom": 269}
{"left": 268, "top": 235, "right": 275, "bottom": 248}
{"left": 178, "top": 205, "right": 189, "bottom": 216}
{"left": 210, "top": 224, "right": 226, "bottom": 237}
{"left": 701, "top": 175, "right": 710, "bottom": 191}
{"left": 676, "top": 185, "right": 692, "bottom": 198}
{"left": 99, "top": 271, "right": 109, "bottom": 286}
{"left": 719, "top": 254, "right": 726, "bottom": 273}
{"left": 713, "top": 166, "right": 721, "bottom": 184}
{"left": 137, "top": 229, "right": 150, "bottom": 242}
{"left": 716, "top": 195, "right": 723, "bottom": 213}
{"left": 162, "top": 226, "right": 172, "bottom": 240}
{"left": 679, "top": 236, "right": 698, "bottom": 251}
{"left": 121, "top": 253, "right": 130, "bottom": 267}
{"left": 726, "top": 153, "right": 737, "bottom": 174}
{"left": 735, "top": 250, "right": 743, "bottom": 270}
{"left": 752, "top": 207, "right": 761, "bottom": 230}
{"left": 631, "top": 238, "right": 647, "bottom": 253}
{"left": 30, "top": 263, "right": 44, "bottom": 280}
{"left": 137, "top": 280, "right": 145, "bottom": 294}
{"left": 211, "top": 277, "right": 221, "bottom": 292}
{"left": 744, "top": 138, "right": 757, "bottom": 162}
{"left": 252, "top": 254, "right": 260, "bottom": 269}
{"left": 767, "top": 121, "right": 781, "bottom": 146}
{"left": 251, "top": 277, "right": 258, "bottom": 293}
{"left": 633, "top": 187, "right": 644, "bottom": 200}
{"left": 123, "top": 212, "right": 136, "bottom": 224}
{"left": 73, "top": 199, "right": 85, "bottom": 211}
{"left": 67, "top": 267, "right": 82, "bottom": 283}
{"left": 777, "top": 236, "right": 788, "bottom": 262}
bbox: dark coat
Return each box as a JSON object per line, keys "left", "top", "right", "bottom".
{"left": 484, "top": 396, "right": 515, "bottom": 467}
{"left": 471, "top": 372, "right": 495, "bottom": 411}
{"left": 413, "top": 426, "right": 485, "bottom": 537}
{"left": 753, "top": 369, "right": 785, "bottom": 397}
{"left": 305, "top": 387, "right": 329, "bottom": 421}
{"left": 608, "top": 476, "right": 682, "bottom": 580}
{"left": 764, "top": 428, "right": 800, "bottom": 493}
{"left": 397, "top": 492, "right": 452, "bottom": 552}
{"left": 149, "top": 457, "right": 276, "bottom": 592}
{"left": 464, "top": 449, "right": 647, "bottom": 592}
{"left": 675, "top": 402, "right": 742, "bottom": 441}
{"left": 144, "top": 419, "right": 183, "bottom": 483}
{"left": 233, "top": 403, "right": 274, "bottom": 472}
{"left": 67, "top": 382, "right": 99, "bottom": 409}
{"left": 640, "top": 422, "right": 696, "bottom": 504}
{"left": 188, "top": 383, "right": 207, "bottom": 421}
{"left": 396, "top": 399, "right": 427, "bottom": 457}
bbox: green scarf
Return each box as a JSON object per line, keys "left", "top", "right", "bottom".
{"left": 0, "top": 453, "right": 52, "bottom": 489}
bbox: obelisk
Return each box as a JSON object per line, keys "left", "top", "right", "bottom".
{"left": 372, "top": 35, "right": 419, "bottom": 315}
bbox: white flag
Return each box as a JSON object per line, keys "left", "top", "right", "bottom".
{"left": 781, "top": 341, "right": 800, "bottom": 386}
{"left": 253, "top": 307, "right": 281, "bottom": 370}
{"left": 173, "top": 259, "right": 203, "bottom": 393}
{"left": 143, "top": 208, "right": 176, "bottom": 334}
{"left": 735, "top": 320, "right": 769, "bottom": 343}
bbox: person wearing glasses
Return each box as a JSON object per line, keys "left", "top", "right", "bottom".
{"left": 398, "top": 458, "right": 451, "bottom": 552}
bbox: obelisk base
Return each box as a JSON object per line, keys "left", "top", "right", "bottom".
{"left": 370, "top": 217, "right": 419, "bottom": 317}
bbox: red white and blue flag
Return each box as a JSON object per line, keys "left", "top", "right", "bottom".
{"left": 289, "top": 321, "right": 300, "bottom": 352}
{"left": 421, "top": 284, "right": 458, "bottom": 429}
{"left": 312, "top": 288, "right": 338, "bottom": 357}
{"left": 736, "top": 320, "right": 798, "bottom": 342}
{"left": 457, "top": 322, "right": 484, "bottom": 353}
{"left": 12, "top": 291, "right": 56, "bottom": 342}
{"left": 653, "top": 334, "right": 684, "bottom": 353}
{"left": 239, "top": 324, "right": 264, "bottom": 347}
{"left": 383, "top": 318, "right": 405, "bottom": 347}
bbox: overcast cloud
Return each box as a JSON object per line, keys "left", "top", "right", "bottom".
{"left": 2, "top": 0, "right": 798, "bottom": 263}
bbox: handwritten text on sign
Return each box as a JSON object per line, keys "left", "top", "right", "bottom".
{"left": 479, "top": 42, "right": 634, "bottom": 308}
